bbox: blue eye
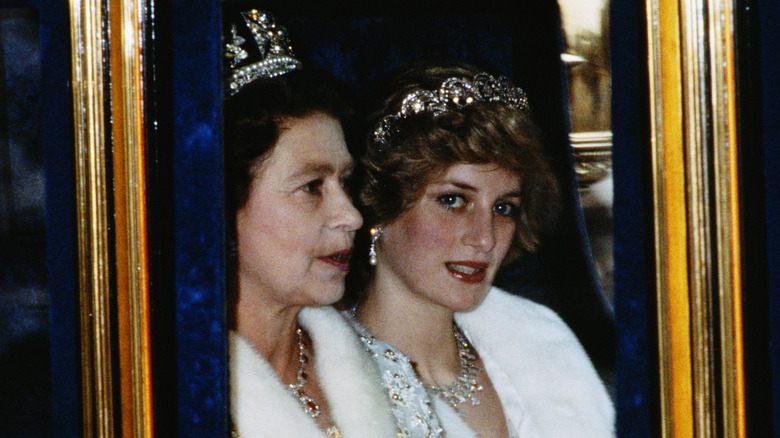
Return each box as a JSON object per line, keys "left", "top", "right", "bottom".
{"left": 494, "top": 201, "right": 518, "bottom": 217}
{"left": 438, "top": 194, "right": 466, "bottom": 209}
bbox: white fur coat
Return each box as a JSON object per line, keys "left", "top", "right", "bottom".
{"left": 353, "top": 287, "right": 615, "bottom": 437}
{"left": 450, "top": 287, "right": 615, "bottom": 437}
{"left": 230, "top": 306, "right": 398, "bottom": 437}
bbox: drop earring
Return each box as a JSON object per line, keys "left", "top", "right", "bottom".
{"left": 368, "top": 227, "right": 383, "bottom": 266}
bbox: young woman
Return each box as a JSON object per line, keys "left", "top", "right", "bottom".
{"left": 345, "top": 57, "right": 614, "bottom": 437}
{"left": 223, "top": 9, "right": 396, "bottom": 437}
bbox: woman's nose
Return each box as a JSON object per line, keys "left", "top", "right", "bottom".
{"left": 461, "top": 209, "right": 496, "bottom": 252}
{"left": 329, "top": 187, "right": 363, "bottom": 232}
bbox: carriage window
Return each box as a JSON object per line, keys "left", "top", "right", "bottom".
{"left": 558, "top": 0, "right": 614, "bottom": 308}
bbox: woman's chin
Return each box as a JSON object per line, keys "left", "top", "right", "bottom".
{"left": 307, "top": 285, "right": 345, "bottom": 307}
{"left": 442, "top": 287, "right": 492, "bottom": 313}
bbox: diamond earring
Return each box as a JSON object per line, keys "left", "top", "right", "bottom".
{"left": 368, "top": 227, "right": 383, "bottom": 266}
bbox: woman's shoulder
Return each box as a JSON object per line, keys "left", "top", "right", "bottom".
{"left": 458, "top": 287, "right": 602, "bottom": 380}
{"left": 457, "top": 287, "right": 615, "bottom": 436}
{"left": 469, "top": 287, "right": 576, "bottom": 339}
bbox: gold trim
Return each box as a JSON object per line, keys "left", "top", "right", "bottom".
{"left": 71, "top": 0, "right": 153, "bottom": 434}
{"left": 70, "top": 0, "right": 115, "bottom": 436}
{"left": 109, "top": 0, "right": 154, "bottom": 436}
{"left": 647, "top": 0, "right": 694, "bottom": 434}
{"left": 678, "top": 0, "right": 718, "bottom": 433}
{"left": 712, "top": 1, "right": 746, "bottom": 435}
{"left": 647, "top": 0, "right": 745, "bottom": 435}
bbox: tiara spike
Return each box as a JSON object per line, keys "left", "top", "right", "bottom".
{"left": 371, "top": 72, "right": 529, "bottom": 150}
{"left": 225, "top": 9, "right": 303, "bottom": 97}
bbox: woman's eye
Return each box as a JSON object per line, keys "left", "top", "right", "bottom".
{"left": 494, "top": 201, "right": 518, "bottom": 217}
{"left": 438, "top": 194, "right": 466, "bottom": 209}
{"left": 302, "top": 179, "right": 324, "bottom": 194}
{"left": 340, "top": 174, "right": 353, "bottom": 189}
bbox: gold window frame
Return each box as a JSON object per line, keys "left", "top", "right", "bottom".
{"left": 67, "top": 0, "right": 746, "bottom": 435}
{"left": 70, "top": 0, "right": 152, "bottom": 436}
{"left": 647, "top": 0, "right": 745, "bottom": 436}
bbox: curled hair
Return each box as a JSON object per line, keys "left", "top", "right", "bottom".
{"left": 345, "top": 57, "right": 561, "bottom": 305}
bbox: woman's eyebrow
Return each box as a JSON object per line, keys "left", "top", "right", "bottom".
{"left": 501, "top": 191, "right": 523, "bottom": 199}
{"left": 430, "top": 181, "right": 522, "bottom": 199}
{"left": 432, "top": 181, "right": 478, "bottom": 191}
{"left": 289, "top": 160, "right": 355, "bottom": 180}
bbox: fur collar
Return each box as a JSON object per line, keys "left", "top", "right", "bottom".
{"left": 455, "top": 287, "right": 615, "bottom": 437}
{"left": 230, "top": 306, "right": 397, "bottom": 437}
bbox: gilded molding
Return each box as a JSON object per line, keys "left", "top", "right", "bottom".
{"left": 69, "top": 0, "right": 114, "bottom": 436}
{"left": 646, "top": 0, "right": 745, "bottom": 435}
{"left": 71, "top": 0, "right": 153, "bottom": 435}
{"left": 109, "top": 0, "right": 154, "bottom": 435}
{"left": 646, "top": 0, "right": 694, "bottom": 434}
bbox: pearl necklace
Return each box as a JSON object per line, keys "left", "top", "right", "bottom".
{"left": 288, "top": 327, "right": 321, "bottom": 418}
{"left": 422, "top": 325, "right": 484, "bottom": 408}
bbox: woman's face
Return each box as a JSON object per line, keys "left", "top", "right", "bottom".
{"left": 235, "top": 113, "right": 363, "bottom": 309}
{"left": 375, "top": 163, "right": 521, "bottom": 313}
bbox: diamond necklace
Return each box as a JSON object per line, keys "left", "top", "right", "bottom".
{"left": 421, "top": 325, "right": 484, "bottom": 407}
{"left": 288, "top": 327, "right": 321, "bottom": 418}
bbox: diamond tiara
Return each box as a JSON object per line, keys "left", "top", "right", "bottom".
{"left": 371, "top": 73, "right": 529, "bottom": 149}
{"left": 224, "top": 9, "right": 303, "bottom": 97}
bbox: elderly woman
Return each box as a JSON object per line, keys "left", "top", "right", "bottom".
{"left": 223, "top": 9, "right": 396, "bottom": 437}
{"left": 345, "top": 57, "right": 615, "bottom": 437}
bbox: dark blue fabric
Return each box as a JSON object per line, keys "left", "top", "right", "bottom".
{"left": 284, "top": 16, "right": 514, "bottom": 97}
{"left": 0, "top": 10, "right": 50, "bottom": 436}
{"left": 38, "top": 3, "right": 79, "bottom": 434}
{"left": 758, "top": 0, "right": 780, "bottom": 434}
{"left": 610, "top": 1, "right": 654, "bottom": 436}
{"left": 0, "top": 0, "right": 77, "bottom": 436}
{"left": 170, "top": 2, "right": 228, "bottom": 436}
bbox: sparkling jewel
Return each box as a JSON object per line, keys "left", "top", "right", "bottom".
{"left": 288, "top": 327, "right": 321, "bottom": 418}
{"left": 224, "top": 9, "right": 302, "bottom": 97}
{"left": 368, "top": 227, "right": 382, "bottom": 266}
{"left": 421, "top": 325, "right": 484, "bottom": 408}
{"left": 371, "top": 72, "right": 529, "bottom": 150}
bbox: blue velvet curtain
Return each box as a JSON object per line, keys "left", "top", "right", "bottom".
{"left": 0, "top": 1, "right": 76, "bottom": 436}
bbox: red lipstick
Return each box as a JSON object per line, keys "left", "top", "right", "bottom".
{"left": 320, "top": 249, "right": 351, "bottom": 271}
{"left": 445, "top": 261, "right": 488, "bottom": 284}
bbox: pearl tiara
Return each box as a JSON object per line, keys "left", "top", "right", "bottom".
{"left": 224, "top": 9, "right": 303, "bottom": 97}
{"left": 371, "top": 73, "right": 529, "bottom": 150}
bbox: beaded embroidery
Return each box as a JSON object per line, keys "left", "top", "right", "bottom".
{"left": 346, "top": 317, "right": 445, "bottom": 437}
{"left": 359, "top": 334, "right": 446, "bottom": 437}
